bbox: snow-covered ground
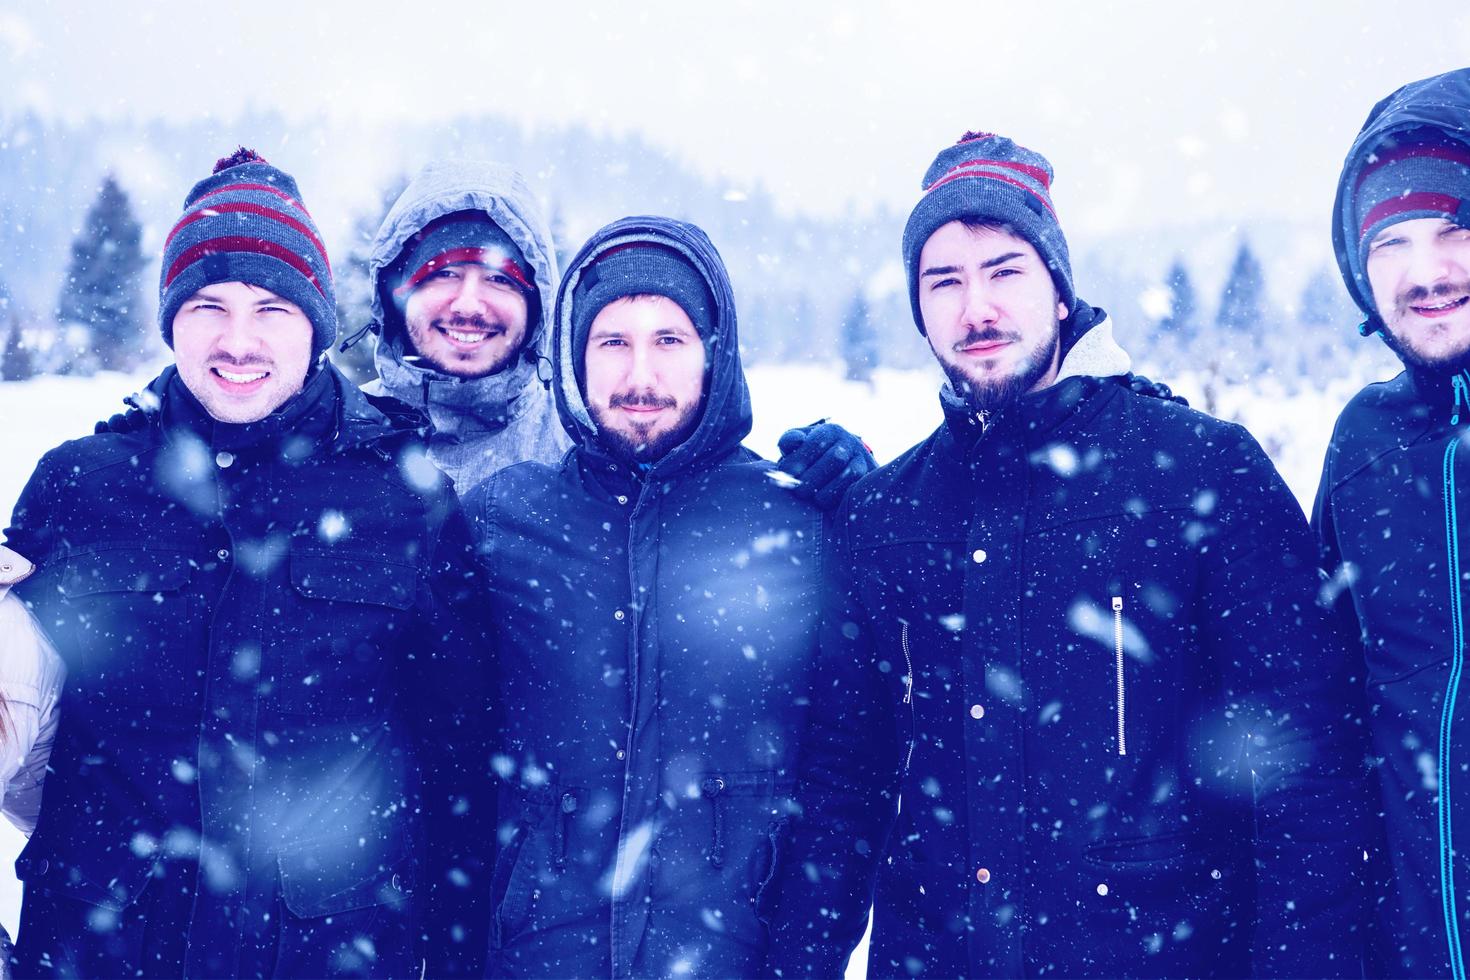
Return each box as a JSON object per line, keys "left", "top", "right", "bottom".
{"left": 0, "top": 355, "right": 1400, "bottom": 965}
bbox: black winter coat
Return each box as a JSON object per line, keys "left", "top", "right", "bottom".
{"left": 4, "top": 364, "right": 489, "bottom": 978}
{"left": 768, "top": 335, "right": 1369, "bottom": 978}
{"left": 464, "top": 217, "right": 824, "bottom": 979}
{"left": 1320, "top": 66, "right": 1470, "bottom": 979}
{"left": 1314, "top": 366, "right": 1470, "bottom": 976}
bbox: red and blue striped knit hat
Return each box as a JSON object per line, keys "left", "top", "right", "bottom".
{"left": 159, "top": 148, "right": 336, "bottom": 358}
{"left": 901, "top": 131, "right": 1075, "bottom": 334}
{"left": 1353, "top": 127, "right": 1470, "bottom": 271}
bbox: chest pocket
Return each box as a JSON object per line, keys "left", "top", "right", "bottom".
{"left": 57, "top": 547, "right": 195, "bottom": 705}
{"left": 273, "top": 550, "right": 418, "bottom": 716}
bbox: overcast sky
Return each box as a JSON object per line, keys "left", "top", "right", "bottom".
{"left": 2, "top": 1, "right": 1468, "bottom": 236}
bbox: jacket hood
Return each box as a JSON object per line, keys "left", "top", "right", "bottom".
{"left": 1332, "top": 69, "right": 1470, "bottom": 331}
{"left": 366, "top": 159, "right": 559, "bottom": 434}
{"left": 553, "top": 216, "right": 753, "bottom": 479}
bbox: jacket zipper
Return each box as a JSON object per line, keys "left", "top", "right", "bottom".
{"left": 1442, "top": 372, "right": 1469, "bottom": 980}
{"left": 900, "top": 623, "right": 915, "bottom": 773}
{"left": 1113, "top": 596, "right": 1127, "bottom": 757}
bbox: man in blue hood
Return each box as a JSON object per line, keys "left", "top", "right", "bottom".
{"left": 1317, "top": 67, "right": 1470, "bottom": 977}
{"left": 461, "top": 216, "right": 827, "bottom": 977}
{"left": 766, "top": 131, "right": 1369, "bottom": 978}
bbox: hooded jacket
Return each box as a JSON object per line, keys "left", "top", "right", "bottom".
{"left": 768, "top": 308, "right": 1369, "bottom": 978}
{"left": 366, "top": 160, "right": 571, "bottom": 496}
{"left": 1317, "top": 67, "right": 1470, "bottom": 978}
{"left": 4, "top": 363, "right": 490, "bottom": 977}
{"left": 463, "top": 217, "right": 824, "bottom": 978}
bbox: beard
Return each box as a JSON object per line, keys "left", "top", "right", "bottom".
{"left": 590, "top": 389, "right": 704, "bottom": 466}
{"left": 405, "top": 312, "right": 521, "bottom": 376}
{"left": 1378, "top": 280, "right": 1470, "bottom": 374}
{"left": 937, "top": 320, "right": 1061, "bottom": 416}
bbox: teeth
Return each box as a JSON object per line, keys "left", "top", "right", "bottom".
{"left": 445, "top": 330, "right": 487, "bottom": 344}
{"left": 218, "top": 369, "right": 267, "bottom": 383}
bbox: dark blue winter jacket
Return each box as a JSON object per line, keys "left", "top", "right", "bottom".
{"left": 768, "top": 310, "right": 1369, "bottom": 978}
{"left": 1318, "top": 66, "right": 1470, "bottom": 978}
{"left": 4, "top": 363, "right": 491, "bottom": 977}
{"left": 463, "top": 217, "right": 824, "bottom": 978}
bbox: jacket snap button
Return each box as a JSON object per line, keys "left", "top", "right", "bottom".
{"left": 215, "top": 451, "right": 235, "bottom": 468}
{"left": 975, "top": 867, "right": 991, "bottom": 884}
{"left": 560, "top": 793, "right": 578, "bottom": 814}
{"left": 391, "top": 873, "right": 401, "bottom": 891}
{"left": 616, "top": 495, "right": 628, "bottom": 505}
{"left": 972, "top": 549, "right": 987, "bottom": 564}
{"left": 1096, "top": 883, "right": 1109, "bottom": 896}
{"left": 216, "top": 548, "right": 230, "bottom": 561}
{"left": 616, "top": 749, "right": 626, "bottom": 761}
{"left": 969, "top": 704, "right": 985, "bottom": 720}
{"left": 614, "top": 609, "right": 625, "bottom": 621}
{"left": 702, "top": 777, "right": 726, "bottom": 796}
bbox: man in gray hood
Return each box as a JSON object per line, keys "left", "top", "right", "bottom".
{"left": 365, "top": 159, "right": 570, "bottom": 496}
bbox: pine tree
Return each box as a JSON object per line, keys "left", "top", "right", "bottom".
{"left": 841, "top": 288, "right": 878, "bottom": 384}
{"left": 329, "top": 176, "right": 408, "bottom": 386}
{"left": 55, "top": 174, "right": 148, "bottom": 373}
{"left": 1158, "top": 257, "right": 1198, "bottom": 338}
{"left": 1, "top": 313, "right": 34, "bottom": 382}
{"left": 1215, "top": 240, "right": 1268, "bottom": 335}
{"left": 1298, "top": 266, "right": 1354, "bottom": 332}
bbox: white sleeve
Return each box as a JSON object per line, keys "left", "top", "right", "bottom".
{"left": 0, "top": 592, "right": 66, "bottom": 836}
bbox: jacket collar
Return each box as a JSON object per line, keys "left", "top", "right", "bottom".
{"left": 372, "top": 336, "right": 546, "bottom": 443}
{"left": 938, "top": 307, "right": 1130, "bottom": 453}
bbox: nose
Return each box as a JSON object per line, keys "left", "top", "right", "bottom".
{"left": 215, "top": 308, "right": 258, "bottom": 358}
{"left": 960, "top": 280, "right": 999, "bottom": 329}
{"left": 1405, "top": 238, "right": 1459, "bottom": 289}
{"left": 625, "top": 340, "right": 657, "bottom": 389}
{"left": 449, "top": 274, "right": 488, "bottom": 316}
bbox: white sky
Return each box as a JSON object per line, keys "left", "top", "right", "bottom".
{"left": 1, "top": 1, "right": 1469, "bottom": 235}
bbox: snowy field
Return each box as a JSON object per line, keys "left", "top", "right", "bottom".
{"left": 0, "top": 354, "right": 1401, "bottom": 967}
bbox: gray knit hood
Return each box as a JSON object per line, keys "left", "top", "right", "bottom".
{"left": 364, "top": 159, "right": 570, "bottom": 493}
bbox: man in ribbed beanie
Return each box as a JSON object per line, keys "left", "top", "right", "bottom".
{"left": 901, "top": 131, "right": 1076, "bottom": 334}
{"left": 160, "top": 147, "right": 336, "bottom": 360}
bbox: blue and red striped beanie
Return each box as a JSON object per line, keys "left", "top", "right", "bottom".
{"left": 1353, "top": 127, "right": 1470, "bottom": 272}
{"left": 159, "top": 148, "right": 336, "bottom": 358}
{"left": 901, "top": 132, "right": 1075, "bottom": 334}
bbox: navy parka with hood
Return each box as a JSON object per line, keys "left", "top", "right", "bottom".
{"left": 768, "top": 307, "right": 1369, "bottom": 978}
{"left": 4, "top": 362, "right": 491, "bottom": 977}
{"left": 1316, "top": 66, "right": 1470, "bottom": 978}
{"left": 463, "top": 217, "right": 824, "bottom": 978}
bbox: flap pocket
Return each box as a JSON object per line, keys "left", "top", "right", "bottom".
{"left": 17, "top": 849, "right": 153, "bottom": 911}
{"left": 60, "top": 548, "right": 193, "bottom": 598}
{"left": 277, "top": 832, "right": 412, "bottom": 918}
{"left": 289, "top": 551, "right": 416, "bottom": 610}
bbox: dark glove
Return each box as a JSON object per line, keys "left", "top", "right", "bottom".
{"left": 1125, "top": 373, "right": 1189, "bottom": 407}
{"left": 775, "top": 421, "right": 876, "bottom": 510}
{"left": 94, "top": 406, "right": 151, "bottom": 435}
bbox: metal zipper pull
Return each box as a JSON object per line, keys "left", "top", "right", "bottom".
{"left": 900, "top": 623, "right": 914, "bottom": 704}
{"left": 1113, "top": 596, "right": 1127, "bottom": 757}
{"left": 1454, "top": 373, "right": 1468, "bottom": 426}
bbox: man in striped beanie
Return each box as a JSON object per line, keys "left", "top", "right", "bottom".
{"left": 157, "top": 147, "right": 336, "bottom": 423}
{"left": 1317, "top": 68, "right": 1470, "bottom": 977}
{"left": 6, "top": 149, "right": 492, "bottom": 977}
{"left": 768, "top": 130, "right": 1368, "bottom": 979}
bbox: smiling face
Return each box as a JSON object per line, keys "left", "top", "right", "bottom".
{"left": 917, "top": 220, "right": 1068, "bottom": 412}
{"left": 402, "top": 261, "right": 531, "bottom": 378}
{"left": 1366, "top": 217, "right": 1470, "bottom": 372}
{"left": 171, "top": 281, "right": 314, "bottom": 423}
{"left": 583, "top": 295, "right": 707, "bottom": 464}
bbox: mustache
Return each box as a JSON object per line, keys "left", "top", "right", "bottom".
{"left": 1397, "top": 281, "right": 1470, "bottom": 310}
{"left": 609, "top": 390, "right": 678, "bottom": 410}
{"left": 433, "top": 314, "right": 505, "bottom": 333}
{"left": 952, "top": 326, "right": 1020, "bottom": 353}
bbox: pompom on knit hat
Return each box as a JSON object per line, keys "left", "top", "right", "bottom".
{"left": 1351, "top": 126, "right": 1470, "bottom": 281}
{"left": 901, "top": 131, "right": 1075, "bottom": 334}
{"left": 569, "top": 242, "right": 714, "bottom": 390}
{"left": 159, "top": 147, "right": 336, "bottom": 359}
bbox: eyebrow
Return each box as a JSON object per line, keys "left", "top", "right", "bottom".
{"left": 920, "top": 252, "right": 1027, "bottom": 278}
